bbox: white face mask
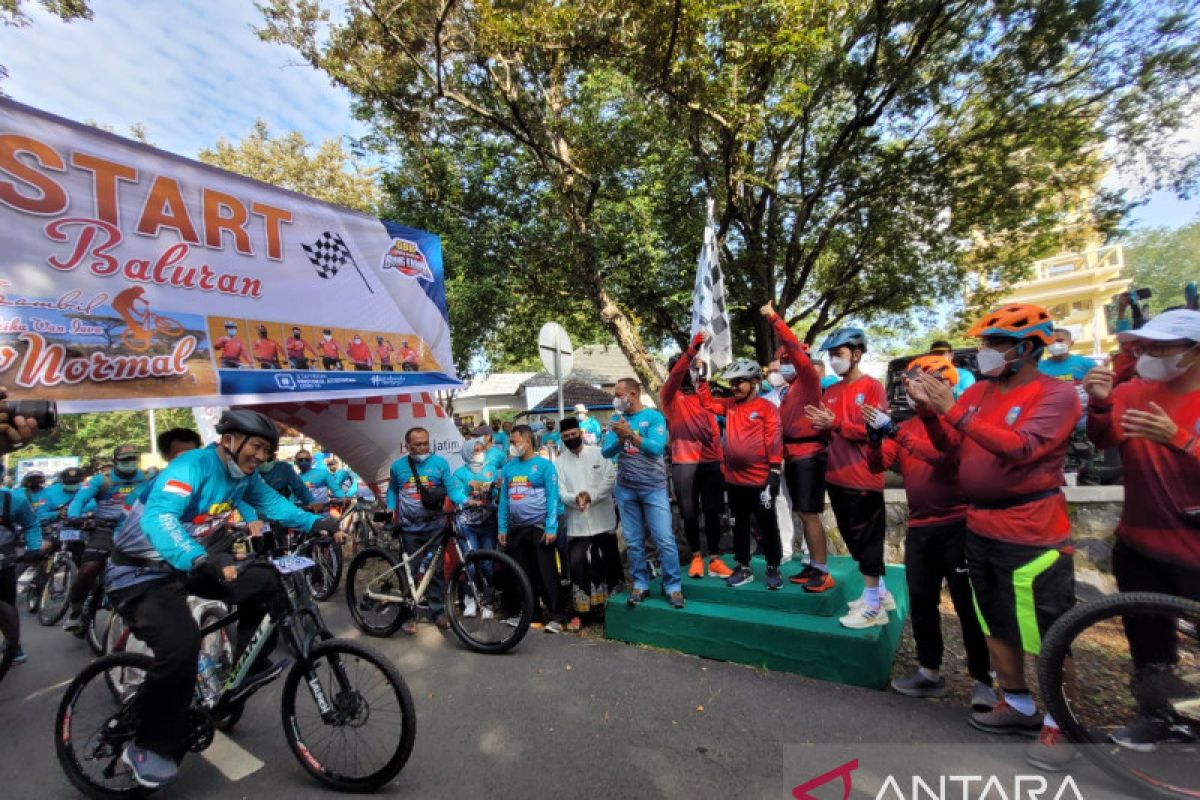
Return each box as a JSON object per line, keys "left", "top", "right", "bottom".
{"left": 976, "top": 346, "right": 1010, "bottom": 377}
{"left": 470, "top": 452, "right": 486, "bottom": 467}
{"left": 1137, "top": 348, "right": 1196, "bottom": 382}
{"left": 508, "top": 444, "right": 523, "bottom": 459}
{"left": 1048, "top": 342, "right": 1069, "bottom": 357}
{"left": 323, "top": 334, "right": 333, "bottom": 341}
{"left": 767, "top": 372, "right": 786, "bottom": 388}
{"left": 412, "top": 452, "right": 431, "bottom": 464}
{"left": 829, "top": 356, "right": 851, "bottom": 376}
{"left": 613, "top": 396, "right": 631, "bottom": 414}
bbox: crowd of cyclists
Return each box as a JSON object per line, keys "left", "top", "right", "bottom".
{"left": 213, "top": 320, "right": 424, "bottom": 371}
{"left": 0, "top": 297, "right": 1196, "bottom": 790}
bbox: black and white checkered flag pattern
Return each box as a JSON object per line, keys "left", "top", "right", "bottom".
{"left": 690, "top": 199, "right": 734, "bottom": 369}
{"left": 301, "top": 231, "right": 354, "bottom": 279}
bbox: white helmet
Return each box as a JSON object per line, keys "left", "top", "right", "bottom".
{"left": 722, "top": 358, "right": 762, "bottom": 383}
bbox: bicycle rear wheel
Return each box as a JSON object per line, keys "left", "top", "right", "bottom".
{"left": 281, "top": 640, "right": 415, "bottom": 791}
{"left": 56, "top": 652, "right": 154, "bottom": 799}
{"left": 445, "top": 549, "right": 534, "bottom": 654}
{"left": 38, "top": 555, "right": 76, "bottom": 626}
{"left": 345, "top": 548, "right": 408, "bottom": 637}
{"left": 1039, "top": 591, "right": 1200, "bottom": 799}
{"left": 88, "top": 594, "right": 115, "bottom": 656}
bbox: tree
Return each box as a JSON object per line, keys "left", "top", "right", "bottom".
{"left": 0, "top": 0, "right": 90, "bottom": 26}
{"left": 1122, "top": 217, "right": 1200, "bottom": 312}
{"left": 17, "top": 408, "right": 196, "bottom": 464}
{"left": 197, "top": 119, "right": 382, "bottom": 214}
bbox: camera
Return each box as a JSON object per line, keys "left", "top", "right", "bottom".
{"left": 3, "top": 399, "right": 58, "bottom": 430}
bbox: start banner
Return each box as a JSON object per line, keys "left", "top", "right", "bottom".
{"left": 0, "top": 97, "right": 461, "bottom": 412}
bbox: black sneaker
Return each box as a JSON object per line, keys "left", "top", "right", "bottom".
{"left": 1110, "top": 716, "right": 1198, "bottom": 752}
{"left": 627, "top": 588, "right": 649, "bottom": 607}
{"left": 725, "top": 565, "right": 754, "bottom": 588}
{"left": 789, "top": 564, "right": 819, "bottom": 585}
{"left": 765, "top": 566, "right": 782, "bottom": 590}
{"left": 891, "top": 669, "right": 948, "bottom": 699}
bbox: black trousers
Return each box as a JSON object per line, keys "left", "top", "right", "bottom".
{"left": 110, "top": 567, "right": 281, "bottom": 756}
{"left": 506, "top": 526, "right": 566, "bottom": 622}
{"left": 1113, "top": 539, "right": 1200, "bottom": 668}
{"left": 828, "top": 484, "right": 886, "bottom": 577}
{"left": 905, "top": 520, "right": 991, "bottom": 683}
{"left": 289, "top": 356, "right": 310, "bottom": 370}
{"left": 0, "top": 564, "right": 17, "bottom": 646}
{"left": 672, "top": 461, "right": 724, "bottom": 556}
{"left": 322, "top": 356, "right": 342, "bottom": 370}
{"left": 596, "top": 531, "right": 624, "bottom": 589}
{"left": 727, "top": 484, "right": 781, "bottom": 568}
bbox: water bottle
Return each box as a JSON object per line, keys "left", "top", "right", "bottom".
{"left": 416, "top": 551, "right": 434, "bottom": 582}
{"left": 197, "top": 652, "right": 219, "bottom": 704}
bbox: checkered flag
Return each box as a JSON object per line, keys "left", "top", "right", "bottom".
{"left": 690, "top": 199, "right": 733, "bottom": 370}
{"left": 301, "top": 231, "right": 374, "bottom": 294}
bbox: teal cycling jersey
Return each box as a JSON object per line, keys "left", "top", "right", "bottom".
{"left": 260, "top": 461, "right": 314, "bottom": 505}
{"left": 1038, "top": 354, "right": 1095, "bottom": 382}
{"left": 579, "top": 416, "right": 603, "bottom": 445}
{"left": 0, "top": 487, "right": 42, "bottom": 551}
{"left": 498, "top": 456, "right": 560, "bottom": 536}
{"left": 601, "top": 408, "right": 668, "bottom": 491}
{"left": 386, "top": 454, "right": 466, "bottom": 535}
{"left": 299, "top": 466, "right": 342, "bottom": 505}
{"left": 333, "top": 467, "right": 360, "bottom": 497}
{"left": 453, "top": 462, "right": 500, "bottom": 526}
{"left": 69, "top": 468, "right": 147, "bottom": 522}
{"left": 493, "top": 430, "right": 510, "bottom": 451}
{"left": 541, "top": 431, "right": 562, "bottom": 451}
{"left": 18, "top": 483, "right": 84, "bottom": 524}
{"left": 107, "top": 445, "right": 320, "bottom": 590}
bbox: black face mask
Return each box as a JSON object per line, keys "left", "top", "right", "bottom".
{"left": 26, "top": 482, "right": 44, "bottom": 493}
{"left": 296, "top": 459, "right": 313, "bottom": 470}
{"left": 563, "top": 437, "right": 584, "bottom": 453}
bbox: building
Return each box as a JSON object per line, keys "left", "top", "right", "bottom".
{"left": 997, "top": 243, "right": 1130, "bottom": 355}
{"left": 451, "top": 371, "right": 538, "bottom": 430}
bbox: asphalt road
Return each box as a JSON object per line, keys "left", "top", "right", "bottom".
{"left": 1, "top": 595, "right": 1131, "bottom": 799}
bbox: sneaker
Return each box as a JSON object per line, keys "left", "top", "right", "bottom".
{"left": 63, "top": 613, "right": 84, "bottom": 634}
{"left": 802, "top": 570, "right": 836, "bottom": 593}
{"left": 401, "top": 619, "right": 418, "bottom": 635}
{"left": 500, "top": 615, "right": 521, "bottom": 627}
{"left": 839, "top": 604, "right": 888, "bottom": 629}
{"left": 707, "top": 557, "right": 733, "bottom": 578}
{"left": 481, "top": 607, "right": 495, "bottom": 621}
{"left": 12, "top": 645, "right": 26, "bottom": 665}
{"left": 688, "top": 554, "right": 704, "bottom": 579}
{"left": 434, "top": 616, "right": 451, "bottom": 631}
{"left": 122, "top": 743, "right": 179, "bottom": 789}
{"left": 789, "top": 564, "right": 819, "bottom": 584}
{"left": 971, "top": 681, "right": 999, "bottom": 713}
{"left": 545, "top": 621, "right": 563, "bottom": 634}
{"left": 463, "top": 596, "right": 478, "bottom": 618}
{"left": 765, "top": 566, "right": 782, "bottom": 591}
{"left": 668, "top": 591, "right": 685, "bottom": 609}
{"left": 969, "top": 700, "right": 1042, "bottom": 736}
{"left": 848, "top": 592, "right": 896, "bottom": 613}
{"left": 627, "top": 588, "right": 649, "bottom": 606}
{"left": 891, "top": 669, "right": 948, "bottom": 699}
{"left": 1025, "top": 725, "right": 1078, "bottom": 772}
{"left": 1110, "top": 716, "right": 1197, "bottom": 752}
{"left": 725, "top": 565, "right": 754, "bottom": 588}
{"left": 567, "top": 617, "right": 583, "bottom": 632}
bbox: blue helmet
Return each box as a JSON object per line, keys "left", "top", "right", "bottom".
{"left": 819, "top": 327, "right": 867, "bottom": 353}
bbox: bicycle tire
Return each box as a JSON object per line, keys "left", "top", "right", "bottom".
{"left": 298, "top": 538, "right": 343, "bottom": 601}
{"left": 1039, "top": 591, "right": 1200, "bottom": 800}
{"left": 281, "top": 639, "right": 416, "bottom": 792}
{"left": 445, "top": 549, "right": 534, "bottom": 654}
{"left": 55, "top": 651, "right": 154, "bottom": 799}
{"left": 0, "top": 601, "right": 18, "bottom": 685}
{"left": 198, "top": 609, "right": 242, "bottom": 732}
{"left": 345, "top": 547, "right": 407, "bottom": 637}
{"left": 38, "top": 555, "right": 76, "bottom": 626}
{"left": 87, "top": 601, "right": 112, "bottom": 657}
{"left": 26, "top": 566, "right": 44, "bottom": 614}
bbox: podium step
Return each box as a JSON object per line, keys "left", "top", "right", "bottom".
{"left": 605, "top": 562, "right": 908, "bottom": 690}
{"left": 679, "top": 555, "right": 867, "bottom": 617}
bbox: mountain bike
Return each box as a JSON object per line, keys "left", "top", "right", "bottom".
{"left": 56, "top": 531, "right": 416, "bottom": 797}
{"left": 262, "top": 522, "right": 343, "bottom": 602}
{"left": 36, "top": 521, "right": 80, "bottom": 626}
{"left": 1039, "top": 591, "right": 1200, "bottom": 799}
{"left": 345, "top": 510, "right": 534, "bottom": 654}
{"left": 335, "top": 496, "right": 390, "bottom": 557}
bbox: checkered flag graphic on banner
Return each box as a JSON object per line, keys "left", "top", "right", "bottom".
{"left": 301, "top": 231, "right": 374, "bottom": 294}
{"left": 690, "top": 199, "right": 734, "bottom": 370}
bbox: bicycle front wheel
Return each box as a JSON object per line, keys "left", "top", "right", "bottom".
{"left": 1039, "top": 591, "right": 1200, "bottom": 800}
{"left": 38, "top": 555, "right": 76, "bottom": 626}
{"left": 345, "top": 548, "right": 408, "bottom": 637}
{"left": 281, "top": 640, "right": 416, "bottom": 791}
{"left": 299, "top": 538, "right": 343, "bottom": 601}
{"left": 445, "top": 549, "right": 534, "bottom": 654}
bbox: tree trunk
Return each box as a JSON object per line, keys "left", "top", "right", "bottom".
{"left": 591, "top": 277, "right": 666, "bottom": 393}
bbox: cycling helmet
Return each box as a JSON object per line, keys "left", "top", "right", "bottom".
{"left": 215, "top": 409, "right": 280, "bottom": 448}
{"left": 819, "top": 327, "right": 867, "bottom": 352}
{"left": 21, "top": 470, "right": 44, "bottom": 487}
{"left": 967, "top": 304, "right": 1054, "bottom": 346}
{"left": 906, "top": 355, "right": 958, "bottom": 386}
{"left": 722, "top": 358, "right": 763, "bottom": 383}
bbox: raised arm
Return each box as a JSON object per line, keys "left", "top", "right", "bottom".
{"left": 695, "top": 380, "right": 734, "bottom": 416}
{"left": 661, "top": 332, "right": 705, "bottom": 408}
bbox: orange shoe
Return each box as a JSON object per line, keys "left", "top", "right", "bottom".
{"left": 688, "top": 554, "right": 704, "bottom": 579}
{"left": 802, "top": 570, "right": 836, "bottom": 593}
{"left": 707, "top": 557, "right": 733, "bottom": 578}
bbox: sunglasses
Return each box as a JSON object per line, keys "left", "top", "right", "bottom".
{"left": 730, "top": 377, "right": 756, "bottom": 386}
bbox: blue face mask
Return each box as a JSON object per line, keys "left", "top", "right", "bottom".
{"left": 779, "top": 364, "right": 797, "bottom": 380}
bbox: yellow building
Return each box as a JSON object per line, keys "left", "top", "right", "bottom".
{"left": 1000, "top": 243, "right": 1131, "bottom": 355}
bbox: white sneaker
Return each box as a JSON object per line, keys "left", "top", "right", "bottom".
{"left": 848, "top": 592, "right": 896, "bottom": 613}
{"left": 545, "top": 621, "right": 563, "bottom": 634}
{"left": 501, "top": 616, "right": 521, "bottom": 628}
{"left": 463, "top": 596, "right": 478, "bottom": 618}
{"left": 839, "top": 604, "right": 889, "bottom": 629}
{"left": 480, "top": 607, "right": 495, "bottom": 621}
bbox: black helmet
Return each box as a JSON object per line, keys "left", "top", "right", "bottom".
{"left": 59, "top": 467, "right": 85, "bottom": 486}
{"left": 215, "top": 409, "right": 280, "bottom": 448}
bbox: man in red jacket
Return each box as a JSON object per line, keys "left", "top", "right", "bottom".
{"left": 346, "top": 335, "right": 374, "bottom": 370}
{"left": 1083, "top": 308, "right": 1200, "bottom": 751}
{"left": 661, "top": 330, "right": 731, "bottom": 579}
{"left": 864, "top": 355, "right": 995, "bottom": 713}
{"left": 697, "top": 358, "right": 784, "bottom": 589}
{"left": 907, "top": 303, "right": 1079, "bottom": 772}
{"left": 760, "top": 302, "right": 834, "bottom": 592}
{"left": 806, "top": 327, "right": 889, "bottom": 629}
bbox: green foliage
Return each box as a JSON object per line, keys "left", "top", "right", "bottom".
{"left": 0, "top": 0, "right": 91, "bottom": 26}
{"left": 1122, "top": 217, "right": 1200, "bottom": 312}
{"left": 18, "top": 408, "right": 196, "bottom": 465}
{"left": 198, "top": 119, "right": 382, "bottom": 214}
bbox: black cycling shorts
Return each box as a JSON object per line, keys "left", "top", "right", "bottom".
{"left": 827, "top": 484, "right": 885, "bottom": 577}
{"left": 81, "top": 526, "right": 115, "bottom": 564}
{"left": 965, "top": 532, "right": 1075, "bottom": 656}
{"left": 784, "top": 455, "right": 827, "bottom": 514}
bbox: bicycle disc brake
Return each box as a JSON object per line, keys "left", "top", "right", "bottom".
{"left": 187, "top": 704, "right": 215, "bottom": 753}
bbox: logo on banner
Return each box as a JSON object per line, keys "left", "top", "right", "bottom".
{"left": 274, "top": 374, "right": 297, "bottom": 390}
{"left": 301, "top": 231, "right": 374, "bottom": 294}
{"left": 111, "top": 286, "right": 184, "bottom": 353}
{"left": 381, "top": 238, "right": 434, "bottom": 282}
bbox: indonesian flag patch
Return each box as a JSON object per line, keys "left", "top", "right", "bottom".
{"left": 163, "top": 479, "right": 193, "bottom": 497}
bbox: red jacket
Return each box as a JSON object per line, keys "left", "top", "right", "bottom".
{"left": 659, "top": 342, "right": 722, "bottom": 464}
{"left": 347, "top": 341, "right": 372, "bottom": 364}
{"left": 1088, "top": 378, "right": 1200, "bottom": 566}
{"left": 696, "top": 383, "right": 781, "bottom": 486}
{"left": 769, "top": 313, "right": 827, "bottom": 459}
{"left": 867, "top": 416, "right": 966, "bottom": 527}
{"left": 934, "top": 372, "right": 1078, "bottom": 547}
{"left": 824, "top": 375, "right": 887, "bottom": 492}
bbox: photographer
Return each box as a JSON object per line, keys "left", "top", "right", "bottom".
{"left": 0, "top": 387, "right": 45, "bottom": 455}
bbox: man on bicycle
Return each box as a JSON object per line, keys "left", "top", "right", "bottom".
{"left": 1, "top": 462, "right": 45, "bottom": 665}
{"left": 63, "top": 445, "right": 148, "bottom": 632}
{"left": 295, "top": 450, "right": 343, "bottom": 511}
{"left": 105, "top": 409, "right": 342, "bottom": 789}
{"left": 1084, "top": 309, "right": 1200, "bottom": 750}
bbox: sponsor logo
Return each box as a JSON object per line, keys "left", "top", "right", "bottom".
{"left": 380, "top": 238, "right": 434, "bottom": 281}
{"left": 274, "top": 373, "right": 296, "bottom": 390}
{"left": 793, "top": 759, "right": 1087, "bottom": 800}
{"left": 856, "top": 393, "right": 865, "bottom": 405}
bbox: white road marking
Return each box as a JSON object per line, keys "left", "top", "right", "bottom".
{"left": 23, "top": 678, "right": 72, "bottom": 702}
{"left": 200, "top": 731, "right": 265, "bottom": 782}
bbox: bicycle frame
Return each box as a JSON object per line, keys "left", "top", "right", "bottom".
{"left": 364, "top": 522, "right": 467, "bottom": 608}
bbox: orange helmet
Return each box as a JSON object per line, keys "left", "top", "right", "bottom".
{"left": 966, "top": 303, "right": 1054, "bottom": 346}
{"left": 906, "top": 355, "right": 958, "bottom": 386}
